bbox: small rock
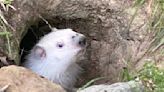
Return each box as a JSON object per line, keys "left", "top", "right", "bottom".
{"left": 0, "top": 50, "right": 16, "bottom": 68}
{"left": 0, "top": 65, "right": 66, "bottom": 92}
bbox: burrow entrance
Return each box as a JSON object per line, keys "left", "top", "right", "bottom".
{"left": 19, "top": 17, "right": 91, "bottom": 87}
{"left": 19, "top": 17, "right": 89, "bottom": 63}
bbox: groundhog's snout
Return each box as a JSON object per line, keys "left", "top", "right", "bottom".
{"left": 78, "top": 36, "right": 86, "bottom": 47}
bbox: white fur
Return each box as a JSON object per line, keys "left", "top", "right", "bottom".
{"left": 23, "top": 28, "right": 85, "bottom": 89}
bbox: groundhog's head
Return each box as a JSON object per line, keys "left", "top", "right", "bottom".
{"left": 31, "top": 28, "right": 86, "bottom": 63}
{"left": 23, "top": 28, "right": 86, "bottom": 89}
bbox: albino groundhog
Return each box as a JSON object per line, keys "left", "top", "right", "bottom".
{"left": 23, "top": 28, "right": 86, "bottom": 91}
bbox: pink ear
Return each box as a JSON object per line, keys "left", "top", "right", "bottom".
{"left": 33, "top": 46, "right": 46, "bottom": 58}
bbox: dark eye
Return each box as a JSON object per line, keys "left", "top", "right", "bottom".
{"left": 72, "top": 35, "right": 75, "bottom": 39}
{"left": 72, "top": 34, "right": 78, "bottom": 39}
{"left": 57, "top": 42, "right": 64, "bottom": 48}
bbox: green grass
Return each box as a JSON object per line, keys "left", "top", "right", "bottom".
{"left": 0, "top": 0, "right": 15, "bottom": 57}
{"left": 121, "top": 0, "right": 164, "bottom": 92}
{"left": 77, "top": 77, "right": 105, "bottom": 91}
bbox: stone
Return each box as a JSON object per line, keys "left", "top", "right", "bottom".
{"left": 79, "top": 81, "right": 144, "bottom": 92}
{"left": 0, "top": 65, "right": 66, "bottom": 92}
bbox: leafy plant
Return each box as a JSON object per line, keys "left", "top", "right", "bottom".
{"left": 121, "top": 62, "right": 164, "bottom": 92}
{"left": 139, "top": 63, "right": 164, "bottom": 92}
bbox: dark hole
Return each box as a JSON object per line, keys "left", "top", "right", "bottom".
{"left": 19, "top": 21, "right": 51, "bottom": 65}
